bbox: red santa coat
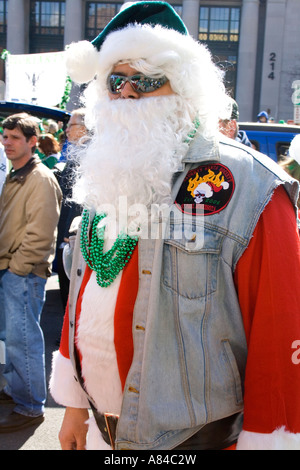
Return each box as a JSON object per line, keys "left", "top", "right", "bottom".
{"left": 57, "top": 186, "right": 300, "bottom": 449}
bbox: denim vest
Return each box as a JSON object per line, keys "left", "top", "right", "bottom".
{"left": 67, "top": 134, "right": 299, "bottom": 450}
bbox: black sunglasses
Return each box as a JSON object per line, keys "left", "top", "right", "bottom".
{"left": 107, "top": 74, "right": 168, "bottom": 95}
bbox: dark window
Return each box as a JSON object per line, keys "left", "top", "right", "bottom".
{"left": 0, "top": 0, "right": 7, "bottom": 49}
{"left": 85, "top": 2, "right": 183, "bottom": 41}
{"left": 199, "top": 6, "right": 240, "bottom": 43}
{"left": 199, "top": 6, "right": 241, "bottom": 97}
{"left": 0, "top": 0, "right": 7, "bottom": 82}
{"left": 276, "top": 142, "right": 290, "bottom": 161}
{"left": 29, "top": 1, "right": 65, "bottom": 53}
{"left": 171, "top": 4, "right": 183, "bottom": 18}
{"left": 85, "top": 2, "right": 122, "bottom": 41}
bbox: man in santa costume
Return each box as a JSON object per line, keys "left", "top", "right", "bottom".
{"left": 50, "top": 2, "right": 300, "bottom": 450}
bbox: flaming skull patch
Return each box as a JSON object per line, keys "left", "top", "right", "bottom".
{"left": 175, "top": 163, "right": 235, "bottom": 216}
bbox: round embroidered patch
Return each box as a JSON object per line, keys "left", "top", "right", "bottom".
{"left": 175, "top": 163, "right": 235, "bottom": 216}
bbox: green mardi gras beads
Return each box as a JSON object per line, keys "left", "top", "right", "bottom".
{"left": 80, "top": 209, "right": 138, "bottom": 288}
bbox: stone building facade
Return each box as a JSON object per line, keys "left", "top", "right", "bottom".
{"left": 1, "top": 0, "right": 300, "bottom": 121}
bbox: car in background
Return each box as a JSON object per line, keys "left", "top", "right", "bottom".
{"left": 0, "top": 100, "right": 71, "bottom": 129}
{"left": 238, "top": 122, "right": 300, "bottom": 163}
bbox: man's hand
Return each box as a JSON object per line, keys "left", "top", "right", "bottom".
{"left": 59, "top": 407, "right": 89, "bottom": 450}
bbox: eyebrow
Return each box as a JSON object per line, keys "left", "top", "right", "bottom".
{"left": 3, "top": 131, "right": 22, "bottom": 138}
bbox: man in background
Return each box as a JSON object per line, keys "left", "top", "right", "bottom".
{"left": 56, "top": 108, "right": 87, "bottom": 311}
{"left": 219, "top": 97, "right": 252, "bottom": 147}
{"left": 0, "top": 113, "right": 61, "bottom": 432}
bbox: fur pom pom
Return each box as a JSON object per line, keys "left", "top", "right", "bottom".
{"left": 65, "top": 40, "right": 99, "bottom": 84}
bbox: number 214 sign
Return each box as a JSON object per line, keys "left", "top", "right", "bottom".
{"left": 268, "top": 52, "right": 276, "bottom": 80}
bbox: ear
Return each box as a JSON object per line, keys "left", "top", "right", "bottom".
{"left": 29, "top": 135, "right": 38, "bottom": 149}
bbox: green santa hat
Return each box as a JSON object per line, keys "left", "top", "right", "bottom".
{"left": 92, "top": 1, "right": 187, "bottom": 50}
{"left": 65, "top": 0, "right": 227, "bottom": 135}
{"left": 65, "top": 1, "right": 188, "bottom": 85}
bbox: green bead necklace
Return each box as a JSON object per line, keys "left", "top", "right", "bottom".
{"left": 80, "top": 209, "right": 138, "bottom": 288}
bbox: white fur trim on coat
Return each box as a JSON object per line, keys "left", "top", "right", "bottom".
{"left": 237, "top": 427, "right": 300, "bottom": 450}
{"left": 49, "top": 350, "right": 90, "bottom": 409}
{"left": 77, "top": 270, "right": 123, "bottom": 415}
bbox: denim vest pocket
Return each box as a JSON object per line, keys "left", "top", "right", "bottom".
{"left": 163, "top": 223, "right": 221, "bottom": 300}
{"left": 221, "top": 339, "right": 243, "bottom": 406}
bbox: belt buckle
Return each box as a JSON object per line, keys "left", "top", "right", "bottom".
{"left": 104, "top": 413, "right": 119, "bottom": 450}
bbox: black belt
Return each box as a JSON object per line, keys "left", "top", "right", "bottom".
{"left": 74, "top": 348, "right": 119, "bottom": 449}
{"left": 89, "top": 403, "right": 119, "bottom": 449}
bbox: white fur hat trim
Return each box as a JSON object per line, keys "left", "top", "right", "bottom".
{"left": 94, "top": 23, "right": 217, "bottom": 100}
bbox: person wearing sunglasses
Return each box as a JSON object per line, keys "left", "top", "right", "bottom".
{"left": 107, "top": 68, "right": 172, "bottom": 99}
{"left": 50, "top": 2, "right": 300, "bottom": 451}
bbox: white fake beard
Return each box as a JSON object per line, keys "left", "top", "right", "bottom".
{"left": 73, "top": 94, "right": 195, "bottom": 237}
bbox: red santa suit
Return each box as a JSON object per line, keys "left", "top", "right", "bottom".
{"left": 51, "top": 185, "right": 300, "bottom": 450}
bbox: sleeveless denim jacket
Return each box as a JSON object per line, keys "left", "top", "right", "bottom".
{"left": 67, "top": 134, "right": 299, "bottom": 450}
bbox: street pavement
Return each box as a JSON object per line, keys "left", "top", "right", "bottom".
{"left": 0, "top": 274, "right": 66, "bottom": 450}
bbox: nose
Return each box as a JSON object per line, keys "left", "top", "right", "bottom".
{"left": 119, "top": 81, "right": 140, "bottom": 99}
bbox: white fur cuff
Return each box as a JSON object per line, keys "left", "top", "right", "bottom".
{"left": 49, "top": 350, "right": 90, "bottom": 409}
{"left": 86, "top": 416, "right": 112, "bottom": 450}
{"left": 237, "top": 427, "right": 300, "bottom": 450}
